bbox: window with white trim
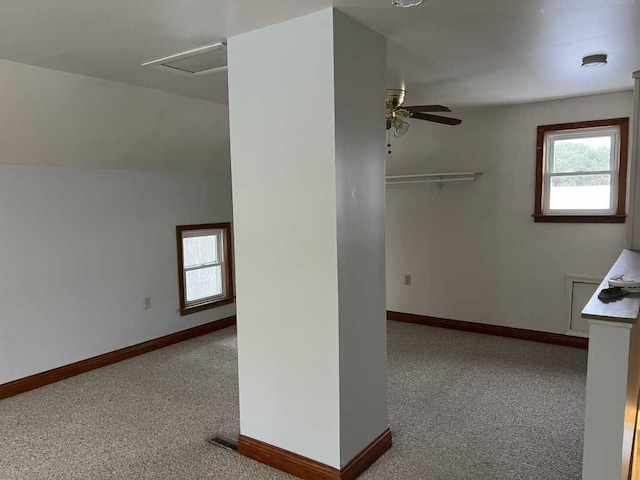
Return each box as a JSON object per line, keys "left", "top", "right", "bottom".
{"left": 535, "top": 118, "right": 628, "bottom": 223}
{"left": 176, "top": 223, "right": 233, "bottom": 315}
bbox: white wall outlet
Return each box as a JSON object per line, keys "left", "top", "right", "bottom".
{"left": 143, "top": 297, "right": 151, "bottom": 310}
{"left": 404, "top": 274, "right": 412, "bottom": 286}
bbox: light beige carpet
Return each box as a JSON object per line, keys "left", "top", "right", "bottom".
{"left": 0, "top": 321, "right": 587, "bottom": 479}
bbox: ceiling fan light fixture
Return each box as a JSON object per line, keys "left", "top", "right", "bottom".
{"left": 392, "top": 117, "right": 410, "bottom": 137}
{"left": 392, "top": 0, "right": 423, "bottom": 7}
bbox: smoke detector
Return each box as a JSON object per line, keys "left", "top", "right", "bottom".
{"left": 142, "top": 42, "right": 227, "bottom": 76}
{"left": 582, "top": 54, "right": 608, "bottom": 69}
{"left": 392, "top": 0, "right": 423, "bottom": 7}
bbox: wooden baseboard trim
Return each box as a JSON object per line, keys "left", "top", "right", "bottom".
{"left": 387, "top": 311, "right": 588, "bottom": 349}
{"left": 340, "top": 429, "right": 393, "bottom": 480}
{"left": 238, "top": 435, "right": 340, "bottom": 479}
{"left": 238, "top": 429, "right": 392, "bottom": 480}
{"left": 0, "top": 315, "right": 237, "bottom": 401}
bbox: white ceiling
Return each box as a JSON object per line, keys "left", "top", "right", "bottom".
{"left": 0, "top": 0, "right": 638, "bottom": 107}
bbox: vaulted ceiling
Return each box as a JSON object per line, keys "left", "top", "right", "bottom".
{"left": 0, "top": 0, "right": 638, "bottom": 107}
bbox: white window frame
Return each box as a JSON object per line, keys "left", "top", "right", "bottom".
{"left": 543, "top": 126, "right": 620, "bottom": 215}
{"left": 181, "top": 228, "right": 227, "bottom": 308}
{"left": 176, "top": 223, "right": 233, "bottom": 316}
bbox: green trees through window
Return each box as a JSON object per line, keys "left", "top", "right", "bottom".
{"left": 552, "top": 137, "right": 612, "bottom": 186}
{"left": 534, "top": 117, "right": 628, "bottom": 222}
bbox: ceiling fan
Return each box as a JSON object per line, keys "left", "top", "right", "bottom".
{"left": 386, "top": 89, "right": 462, "bottom": 139}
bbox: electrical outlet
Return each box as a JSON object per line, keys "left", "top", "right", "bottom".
{"left": 404, "top": 274, "right": 412, "bottom": 286}
{"left": 143, "top": 297, "right": 151, "bottom": 310}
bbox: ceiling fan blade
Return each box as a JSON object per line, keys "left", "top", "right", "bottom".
{"left": 411, "top": 112, "right": 462, "bottom": 126}
{"left": 404, "top": 105, "right": 451, "bottom": 113}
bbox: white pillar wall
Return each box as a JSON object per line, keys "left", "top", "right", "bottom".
{"left": 228, "top": 8, "right": 388, "bottom": 469}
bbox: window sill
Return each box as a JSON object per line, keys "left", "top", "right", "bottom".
{"left": 533, "top": 214, "right": 627, "bottom": 224}
{"left": 180, "top": 297, "right": 235, "bottom": 316}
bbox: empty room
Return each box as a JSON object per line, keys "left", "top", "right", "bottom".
{"left": 1, "top": 1, "right": 640, "bottom": 480}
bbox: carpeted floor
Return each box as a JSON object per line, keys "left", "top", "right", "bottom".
{"left": 0, "top": 321, "right": 587, "bottom": 480}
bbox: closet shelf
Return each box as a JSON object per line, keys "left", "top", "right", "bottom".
{"left": 386, "top": 172, "right": 482, "bottom": 186}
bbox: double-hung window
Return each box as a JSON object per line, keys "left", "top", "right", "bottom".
{"left": 176, "top": 223, "right": 234, "bottom": 315}
{"left": 534, "top": 118, "right": 629, "bottom": 223}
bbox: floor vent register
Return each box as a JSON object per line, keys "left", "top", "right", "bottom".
{"left": 207, "top": 436, "right": 238, "bottom": 452}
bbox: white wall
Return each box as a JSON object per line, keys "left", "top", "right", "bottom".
{"left": 229, "top": 8, "right": 388, "bottom": 469}
{"left": 0, "top": 59, "right": 230, "bottom": 171}
{"left": 386, "top": 91, "right": 633, "bottom": 334}
{"left": 0, "top": 165, "right": 234, "bottom": 385}
{"left": 0, "top": 60, "right": 234, "bottom": 385}
{"left": 333, "top": 10, "right": 388, "bottom": 466}
{"left": 631, "top": 73, "right": 640, "bottom": 250}
{"left": 229, "top": 9, "right": 342, "bottom": 467}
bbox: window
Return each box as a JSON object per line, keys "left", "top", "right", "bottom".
{"left": 534, "top": 118, "right": 629, "bottom": 223}
{"left": 176, "top": 223, "right": 234, "bottom": 315}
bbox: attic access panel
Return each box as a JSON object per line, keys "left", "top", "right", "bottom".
{"left": 142, "top": 42, "right": 227, "bottom": 76}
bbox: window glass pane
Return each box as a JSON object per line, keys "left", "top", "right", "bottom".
{"left": 183, "top": 234, "right": 218, "bottom": 267}
{"left": 185, "top": 265, "right": 223, "bottom": 302}
{"left": 551, "top": 136, "right": 612, "bottom": 173}
{"left": 548, "top": 174, "right": 611, "bottom": 211}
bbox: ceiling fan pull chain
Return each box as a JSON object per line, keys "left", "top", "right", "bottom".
{"left": 387, "top": 128, "right": 392, "bottom": 155}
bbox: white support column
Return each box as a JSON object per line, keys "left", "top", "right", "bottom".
{"left": 228, "top": 8, "right": 389, "bottom": 476}
{"left": 630, "top": 71, "right": 640, "bottom": 249}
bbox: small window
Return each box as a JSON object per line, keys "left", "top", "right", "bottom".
{"left": 176, "top": 223, "right": 234, "bottom": 315}
{"left": 534, "top": 118, "right": 629, "bottom": 223}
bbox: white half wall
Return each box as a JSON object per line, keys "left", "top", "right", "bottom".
{"left": 386, "top": 91, "right": 633, "bottom": 334}
{"left": 631, "top": 72, "right": 640, "bottom": 249}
